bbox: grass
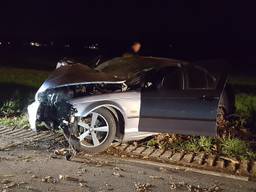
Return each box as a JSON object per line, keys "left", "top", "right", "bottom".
{"left": 236, "top": 94, "right": 256, "bottom": 115}
{"left": 0, "top": 67, "right": 48, "bottom": 130}
{"left": 182, "top": 138, "right": 201, "bottom": 152}
{"left": 0, "top": 67, "right": 49, "bottom": 88}
{"left": 220, "top": 138, "right": 256, "bottom": 160}
{"left": 160, "top": 136, "right": 256, "bottom": 160}
{"left": 198, "top": 136, "right": 214, "bottom": 152}
{"left": 235, "top": 94, "right": 256, "bottom": 127}
{"left": 0, "top": 99, "right": 22, "bottom": 117}
{"left": 0, "top": 115, "right": 29, "bottom": 129}
{"left": 147, "top": 139, "right": 158, "bottom": 147}
{"left": 221, "top": 138, "right": 248, "bottom": 157}
{"left": 182, "top": 137, "right": 214, "bottom": 153}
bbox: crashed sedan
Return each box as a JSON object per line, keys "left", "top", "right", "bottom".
{"left": 28, "top": 56, "right": 234, "bottom": 153}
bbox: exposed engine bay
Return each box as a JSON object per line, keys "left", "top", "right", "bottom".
{"left": 36, "top": 83, "right": 125, "bottom": 130}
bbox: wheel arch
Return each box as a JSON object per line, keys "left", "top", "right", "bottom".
{"left": 105, "top": 106, "right": 125, "bottom": 140}
{"left": 75, "top": 101, "right": 127, "bottom": 140}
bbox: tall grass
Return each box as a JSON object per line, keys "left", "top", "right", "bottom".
{"left": 235, "top": 94, "right": 256, "bottom": 127}
{"left": 0, "top": 67, "right": 49, "bottom": 88}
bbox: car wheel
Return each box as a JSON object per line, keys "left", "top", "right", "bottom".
{"left": 75, "top": 108, "right": 116, "bottom": 153}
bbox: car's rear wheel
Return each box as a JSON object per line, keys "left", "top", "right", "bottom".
{"left": 75, "top": 108, "right": 116, "bottom": 153}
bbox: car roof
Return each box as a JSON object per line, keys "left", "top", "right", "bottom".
{"left": 97, "top": 56, "right": 188, "bottom": 69}
{"left": 96, "top": 56, "right": 189, "bottom": 79}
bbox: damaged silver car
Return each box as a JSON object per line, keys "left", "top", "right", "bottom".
{"left": 28, "top": 56, "right": 234, "bottom": 153}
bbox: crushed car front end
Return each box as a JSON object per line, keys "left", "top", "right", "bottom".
{"left": 27, "top": 63, "right": 127, "bottom": 132}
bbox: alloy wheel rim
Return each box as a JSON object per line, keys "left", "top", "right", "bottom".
{"left": 77, "top": 112, "right": 109, "bottom": 147}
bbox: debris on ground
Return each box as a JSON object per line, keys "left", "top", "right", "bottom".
{"left": 59, "top": 174, "right": 86, "bottom": 183}
{"left": 54, "top": 148, "right": 69, "bottom": 156}
{"left": 1, "top": 179, "right": 12, "bottom": 184}
{"left": 95, "top": 160, "right": 112, "bottom": 167}
{"left": 78, "top": 182, "right": 88, "bottom": 188}
{"left": 24, "top": 185, "right": 42, "bottom": 192}
{"left": 65, "top": 153, "right": 73, "bottom": 161}
{"left": 77, "top": 168, "right": 87, "bottom": 175}
{"left": 17, "top": 155, "right": 33, "bottom": 162}
{"left": 31, "top": 175, "right": 38, "bottom": 178}
{"left": 41, "top": 176, "right": 57, "bottom": 183}
{"left": 112, "top": 172, "right": 123, "bottom": 177}
{"left": 134, "top": 182, "right": 153, "bottom": 192}
{"left": 2, "top": 182, "right": 17, "bottom": 189}
{"left": 59, "top": 174, "right": 78, "bottom": 181}
{"left": 169, "top": 181, "right": 222, "bottom": 192}
{"left": 113, "top": 167, "right": 125, "bottom": 172}
{"left": 159, "top": 167, "right": 168, "bottom": 172}
{"left": 149, "top": 175, "right": 163, "bottom": 180}
{"left": 98, "top": 183, "right": 114, "bottom": 191}
{"left": 49, "top": 154, "right": 61, "bottom": 159}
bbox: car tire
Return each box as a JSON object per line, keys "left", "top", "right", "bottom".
{"left": 76, "top": 108, "right": 117, "bottom": 154}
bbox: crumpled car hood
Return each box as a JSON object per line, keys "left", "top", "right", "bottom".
{"left": 37, "top": 63, "right": 125, "bottom": 93}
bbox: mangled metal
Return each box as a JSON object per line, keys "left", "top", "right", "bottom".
{"left": 37, "top": 63, "right": 126, "bottom": 93}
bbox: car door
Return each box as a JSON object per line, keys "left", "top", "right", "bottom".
{"left": 138, "top": 65, "right": 226, "bottom": 136}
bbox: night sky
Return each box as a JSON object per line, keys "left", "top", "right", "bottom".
{"left": 0, "top": 1, "right": 254, "bottom": 39}
{"left": 0, "top": 1, "right": 256, "bottom": 69}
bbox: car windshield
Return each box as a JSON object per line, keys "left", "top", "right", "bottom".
{"left": 96, "top": 56, "right": 184, "bottom": 80}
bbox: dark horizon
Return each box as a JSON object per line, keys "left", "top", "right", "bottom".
{"left": 1, "top": 2, "right": 255, "bottom": 41}
{"left": 0, "top": 1, "right": 256, "bottom": 72}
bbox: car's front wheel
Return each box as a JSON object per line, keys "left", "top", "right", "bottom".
{"left": 74, "top": 108, "right": 116, "bottom": 153}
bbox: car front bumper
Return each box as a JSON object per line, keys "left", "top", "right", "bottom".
{"left": 27, "top": 101, "right": 40, "bottom": 131}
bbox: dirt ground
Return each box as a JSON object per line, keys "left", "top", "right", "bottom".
{"left": 0, "top": 135, "right": 256, "bottom": 192}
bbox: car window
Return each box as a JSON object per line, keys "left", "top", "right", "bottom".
{"left": 187, "top": 66, "right": 207, "bottom": 88}
{"left": 161, "top": 68, "right": 182, "bottom": 90}
{"left": 143, "top": 67, "right": 182, "bottom": 90}
{"left": 142, "top": 69, "right": 163, "bottom": 90}
{"left": 206, "top": 72, "right": 217, "bottom": 89}
{"left": 186, "top": 66, "right": 217, "bottom": 89}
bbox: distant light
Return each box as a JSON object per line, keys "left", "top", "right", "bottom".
{"left": 88, "top": 44, "right": 99, "bottom": 50}
{"left": 89, "top": 45, "right": 96, "bottom": 49}
{"left": 64, "top": 44, "right": 70, "bottom": 48}
{"left": 0, "top": 42, "right": 2, "bottom": 45}
{"left": 34, "top": 42, "right": 40, "bottom": 47}
{"left": 30, "top": 41, "right": 41, "bottom": 47}
{"left": 7, "top": 42, "right": 10, "bottom": 45}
